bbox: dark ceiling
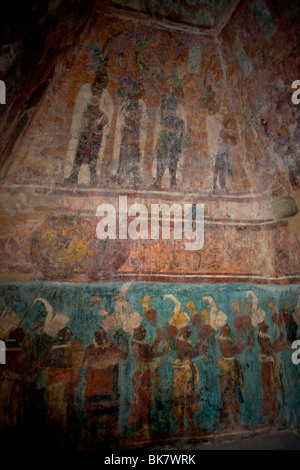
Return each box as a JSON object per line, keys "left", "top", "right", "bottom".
{"left": 110, "top": 0, "right": 237, "bottom": 28}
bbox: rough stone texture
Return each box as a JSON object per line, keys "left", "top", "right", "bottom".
{"left": 271, "top": 195, "right": 299, "bottom": 220}
{"left": 0, "top": 0, "right": 299, "bottom": 451}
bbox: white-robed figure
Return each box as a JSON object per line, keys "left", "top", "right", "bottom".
{"left": 64, "top": 73, "right": 113, "bottom": 186}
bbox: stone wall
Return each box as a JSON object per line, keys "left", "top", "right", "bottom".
{"left": 0, "top": 0, "right": 299, "bottom": 450}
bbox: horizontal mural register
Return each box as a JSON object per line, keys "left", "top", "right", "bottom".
{"left": 0, "top": 281, "right": 300, "bottom": 448}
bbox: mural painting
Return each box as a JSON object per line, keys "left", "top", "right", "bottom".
{"left": 0, "top": 281, "right": 300, "bottom": 449}
{"left": 64, "top": 41, "right": 114, "bottom": 186}
{"left": 0, "top": 0, "right": 300, "bottom": 453}
{"left": 152, "top": 87, "right": 185, "bottom": 190}
{"left": 111, "top": 76, "right": 145, "bottom": 188}
{"left": 2, "top": 1, "right": 298, "bottom": 198}
{"left": 5, "top": 15, "right": 257, "bottom": 197}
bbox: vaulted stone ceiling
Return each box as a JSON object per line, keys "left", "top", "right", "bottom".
{"left": 110, "top": 0, "right": 237, "bottom": 28}
{"left": 0, "top": 0, "right": 299, "bottom": 284}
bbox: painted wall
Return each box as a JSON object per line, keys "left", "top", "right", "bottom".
{"left": 1, "top": 281, "right": 300, "bottom": 449}
{"left": 0, "top": 0, "right": 300, "bottom": 451}
{"left": 111, "top": 0, "right": 235, "bottom": 28}
{"left": 0, "top": 3, "right": 299, "bottom": 284}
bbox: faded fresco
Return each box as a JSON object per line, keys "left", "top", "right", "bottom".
{"left": 0, "top": 0, "right": 300, "bottom": 452}
{"left": 0, "top": 7, "right": 299, "bottom": 284}
{"left": 4, "top": 1, "right": 299, "bottom": 198}
{"left": 221, "top": 0, "right": 300, "bottom": 195}
{"left": 1, "top": 281, "right": 300, "bottom": 448}
{"left": 0, "top": 13, "right": 258, "bottom": 194}
{"left": 63, "top": 42, "right": 114, "bottom": 186}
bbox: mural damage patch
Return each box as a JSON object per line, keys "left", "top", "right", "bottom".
{"left": 0, "top": 281, "right": 300, "bottom": 448}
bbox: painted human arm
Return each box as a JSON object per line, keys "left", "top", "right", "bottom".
{"left": 219, "top": 338, "right": 247, "bottom": 358}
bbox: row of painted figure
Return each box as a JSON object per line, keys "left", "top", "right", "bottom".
{"left": 64, "top": 78, "right": 191, "bottom": 191}
{"left": 62, "top": 40, "right": 300, "bottom": 193}
{"left": 0, "top": 289, "right": 300, "bottom": 446}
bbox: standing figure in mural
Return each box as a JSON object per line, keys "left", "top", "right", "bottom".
{"left": 217, "top": 324, "right": 247, "bottom": 429}
{"left": 138, "top": 294, "right": 165, "bottom": 346}
{"left": 19, "top": 297, "right": 71, "bottom": 436}
{"left": 111, "top": 77, "right": 145, "bottom": 188}
{"left": 152, "top": 87, "right": 185, "bottom": 190}
{"left": 268, "top": 298, "right": 297, "bottom": 347}
{"left": 64, "top": 74, "right": 111, "bottom": 186}
{"left": 172, "top": 325, "right": 205, "bottom": 436}
{"left": 256, "top": 319, "right": 288, "bottom": 427}
{"left": 64, "top": 41, "right": 114, "bottom": 186}
{"left": 164, "top": 293, "right": 206, "bottom": 436}
{"left": 252, "top": 88, "right": 300, "bottom": 193}
{"left": 100, "top": 283, "right": 143, "bottom": 353}
{"left": 110, "top": 32, "right": 158, "bottom": 189}
{"left": 128, "top": 320, "right": 164, "bottom": 439}
{"left": 263, "top": 97, "right": 300, "bottom": 190}
{"left": 42, "top": 326, "right": 84, "bottom": 443}
{"left": 0, "top": 327, "right": 25, "bottom": 432}
{"left": 212, "top": 126, "right": 237, "bottom": 194}
{"left": 84, "top": 327, "right": 127, "bottom": 444}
